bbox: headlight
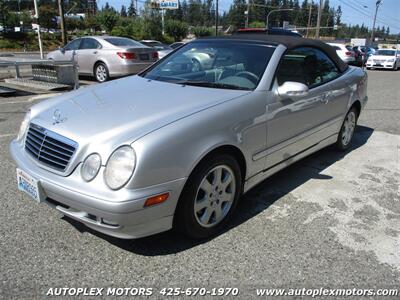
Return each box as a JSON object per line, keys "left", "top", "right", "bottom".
{"left": 81, "top": 153, "right": 101, "bottom": 182}
{"left": 17, "top": 110, "right": 31, "bottom": 142}
{"left": 387, "top": 59, "right": 395, "bottom": 62}
{"left": 104, "top": 146, "right": 136, "bottom": 190}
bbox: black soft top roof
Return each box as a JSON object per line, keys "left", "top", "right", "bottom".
{"left": 198, "top": 34, "right": 348, "bottom": 73}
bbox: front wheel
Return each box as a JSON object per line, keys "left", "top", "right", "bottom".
{"left": 94, "top": 62, "right": 109, "bottom": 83}
{"left": 336, "top": 107, "right": 358, "bottom": 150}
{"left": 174, "top": 154, "right": 242, "bottom": 239}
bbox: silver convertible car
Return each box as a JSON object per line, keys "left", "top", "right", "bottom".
{"left": 10, "top": 35, "right": 368, "bottom": 239}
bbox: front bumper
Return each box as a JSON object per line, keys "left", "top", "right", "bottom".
{"left": 366, "top": 62, "right": 395, "bottom": 69}
{"left": 10, "top": 140, "right": 186, "bottom": 239}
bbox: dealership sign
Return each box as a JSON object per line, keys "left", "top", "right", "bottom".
{"left": 150, "top": 0, "right": 179, "bottom": 9}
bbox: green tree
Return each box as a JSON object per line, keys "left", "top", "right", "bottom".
{"left": 128, "top": 0, "right": 137, "bottom": 17}
{"left": 38, "top": 5, "right": 57, "bottom": 29}
{"left": 227, "top": 0, "right": 246, "bottom": 29}
{"left": 120, "top": 5, "right": 128, "bottom": 17}
{"left": 165, "top": 19, "right": 188, "bottom": 41}
{"left": 96, "top": 10, "right": 120, "bottom": 32}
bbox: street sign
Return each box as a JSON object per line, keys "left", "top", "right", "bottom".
{"left": 150, "top": 0, "right": 179, "bottom": 10}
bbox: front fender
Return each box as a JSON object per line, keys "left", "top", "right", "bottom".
{"left": 129, "top": 92, "right": 267, "bottom": 190}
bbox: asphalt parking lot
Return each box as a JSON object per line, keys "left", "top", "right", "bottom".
{"left": 0, "top": 70, "right": 399, "bottom": 299}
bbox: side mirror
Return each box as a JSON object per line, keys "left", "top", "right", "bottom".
{"left": 277, "top": 81, "right": 309, "bottom": 98}
{"left": 59, "top": 46, "right": 65, "bottom": 53}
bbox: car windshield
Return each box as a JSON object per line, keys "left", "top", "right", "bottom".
{"left": 376, "top": 50, "right": 396, "bottom": 56}
{"left": 140, "top": 41, "right": 275, "bottom": 91}
{"left": 104, "top": 37, "right": 143, "bottom": 47}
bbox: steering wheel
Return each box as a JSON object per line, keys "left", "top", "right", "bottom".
{"left": 235, "top": 71, "right": 259, "bottom": 85}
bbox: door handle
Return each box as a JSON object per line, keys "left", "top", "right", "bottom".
{"left": 93, "top": 51, "right": 98, "bottom": 54}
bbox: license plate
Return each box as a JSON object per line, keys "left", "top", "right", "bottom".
{"left": 16, "top": 168, "right": 42, "bottom": 202}
{"left": 139, "top": 53, "right": 149, "bottom": 60}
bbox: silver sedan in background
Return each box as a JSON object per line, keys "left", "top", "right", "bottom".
{"left": 46, "top": 36, "right": 159, "bottom": 82}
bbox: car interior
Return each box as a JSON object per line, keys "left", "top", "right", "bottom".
{"left": 276, "top": 47, "right": 341, "bottom": 89}
{"left": 143, "top": 43, "right": 275, "bottom": 90}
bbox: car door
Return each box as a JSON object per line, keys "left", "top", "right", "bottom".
{"left": 59, "top": 38, "right": 81, "bottom": 61}
{"left": 78, "top": 38, "right": 102, "bottom": 75}
{"left": 264, "top": 47, "right": 345, "bottom": 168}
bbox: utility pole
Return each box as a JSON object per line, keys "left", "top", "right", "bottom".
{"left": 161, "top": 9, "right": 165, "bottom": 35}
{"left": 58, "top": 0, "right": 66, "bottom": 46}
{"left": 215, "top": 0, "right": 219, "bottom": 35}
{"left": 306, "top": 1, "right": 312, "bottom": 38}
{"left": 315, "top": 0, "right": 323, "bottom": 38}
{"left": 33, "top": 0, "right": 43, "bottom": 58}
{"left": 245, "top": 0, "right": 250, "bottom": 28}
{"left": 370, "top": 0, "right": 382, "bottom": 45}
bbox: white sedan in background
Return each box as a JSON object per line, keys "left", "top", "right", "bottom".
{"left": 327, "top": 43, "right": 356, "bottom": 64}
{"left": 140, "top": 40, "right": 173, "bottom": 59}
{"left": 366, "top": 49, "right": 399, "bottom": 70}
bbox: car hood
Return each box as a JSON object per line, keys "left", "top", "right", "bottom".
{"left": 30, "top": 75, "right": 250, "bottom": 147}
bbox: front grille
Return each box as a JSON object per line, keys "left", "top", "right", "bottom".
{"left": 25, "top": 123, "right": 77, "bottom": 171}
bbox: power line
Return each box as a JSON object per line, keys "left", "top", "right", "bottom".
{"left": 350, "top": 0, "right": 400, "bottom": 25}
{"left": 337, "top": 0, "right": 400, "bottom": 31}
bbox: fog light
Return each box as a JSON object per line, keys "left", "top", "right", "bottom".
{"left": 101, "top": 218, "right": 119, "bottom": 227}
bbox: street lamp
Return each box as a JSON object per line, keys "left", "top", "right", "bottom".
{"left": 370, "top": 0, "right": 383, "bottom": 45}
{"left": 266, "top": 8, "right": 294, "bottom": 30}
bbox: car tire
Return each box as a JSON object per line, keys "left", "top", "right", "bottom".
{"left": 94, "top": 62, "right": 109, "bottom": 83}
{"left": 174, "top": 154, "right": 242, "bottom": 239}
{"left": 336, "top": 107, "right": 358, "bottom": 151}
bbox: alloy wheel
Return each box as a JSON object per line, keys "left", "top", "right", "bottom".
{"left": 194, "top": 165, "right": 236, "bottom": 228}
{"left": 96, "top": 65, "right": 107, "bottom": 82}
{"left": 342, "top": 111, "right": 356, "bottom": 146}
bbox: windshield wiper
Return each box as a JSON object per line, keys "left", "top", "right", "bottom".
{"left": 175, "top": 80, "right": 250, "bottom": 91}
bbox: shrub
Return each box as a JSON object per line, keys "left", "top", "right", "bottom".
{"left": 165, "top": 20, "right": 188, "bottom": 41}
{"left": 192, "top": 26, "right": 213, "bottom": 37}
{"left": 249, "top": 21, "right": 265, "bottom": 28}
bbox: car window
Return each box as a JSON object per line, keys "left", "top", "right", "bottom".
{"left": 104, "top": 38, "right": 143, "bottom": 47}
{"left": 80, "top": 38, "right": 101, "bottom": 50}
{"left": 64, "top": 39, "right": 81, "bottom": 51}
{"left": 276, "top": 47, "right": 340, "bottom": 88}
{"left": 141, "top": 41, "right": 275, "bottom": 91}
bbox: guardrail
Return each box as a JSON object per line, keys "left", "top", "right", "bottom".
{"left": 0, "top": 52, "right": 79, "bottom": 90}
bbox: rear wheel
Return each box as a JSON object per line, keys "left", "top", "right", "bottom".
{"left": 94, "top": 62, "right": 109, "bottom": 83}
{"left": 336, "top": 107, "right": 358, "bottom": 150}
{"left": 174, "top": 154, "right": 242, "bottom": 239}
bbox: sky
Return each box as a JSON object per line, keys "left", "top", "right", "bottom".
{"left": 103, "top": 0, "right": 400, "bottom": 33}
